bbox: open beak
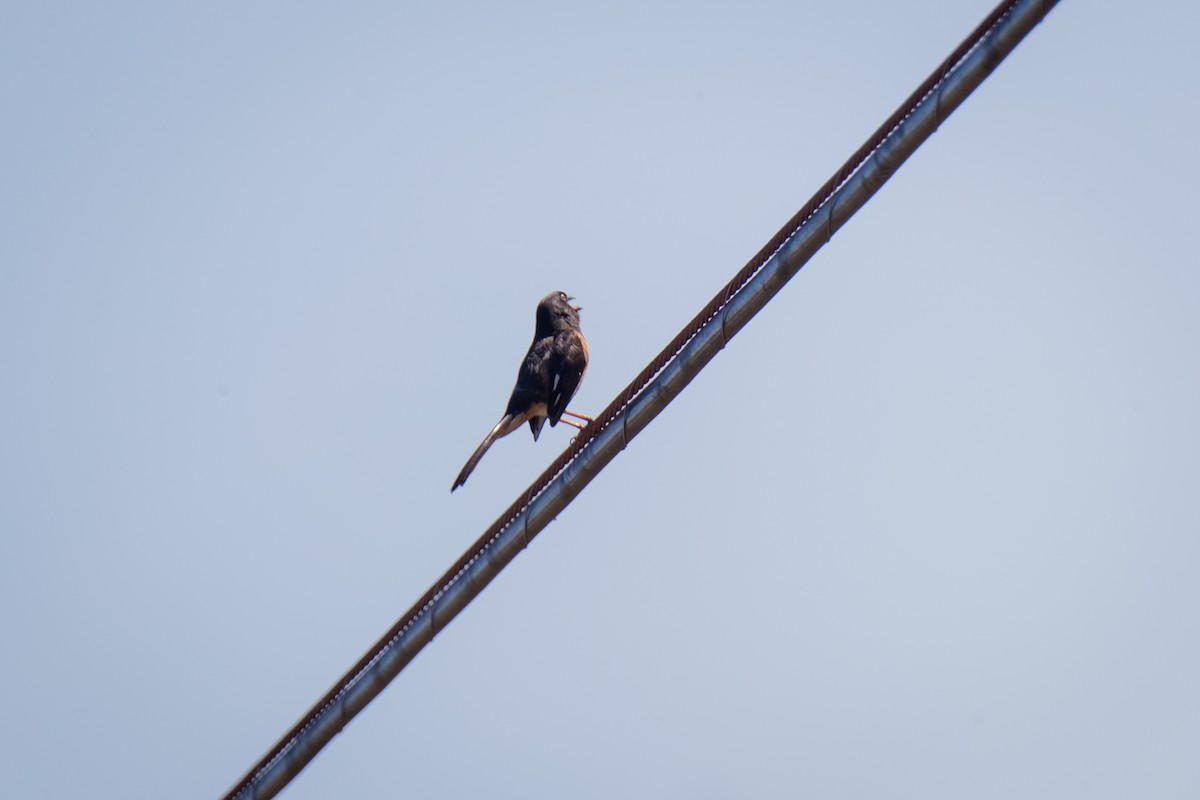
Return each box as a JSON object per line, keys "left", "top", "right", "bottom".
{"left": 568, "top": 295, "right": 582, "bottom": 312}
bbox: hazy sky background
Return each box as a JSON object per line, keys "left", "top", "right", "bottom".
{"left": 3, "top": 1, "right": 1199, "bottom": 798}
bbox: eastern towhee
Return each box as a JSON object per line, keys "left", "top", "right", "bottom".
{"left": 451, "top": 291, "right": 591, "bottom": 491}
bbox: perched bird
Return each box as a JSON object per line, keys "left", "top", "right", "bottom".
{"left": 451, "top": 291, "right": 591, "bottom": 491}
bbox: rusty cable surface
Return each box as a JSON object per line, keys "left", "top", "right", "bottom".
{"left": 222, "top": 1, "right": 1037, "bottom": 796}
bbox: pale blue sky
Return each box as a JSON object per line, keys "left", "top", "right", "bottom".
{"left": 3, "top": 2, "right": 1199, "bottom": 798}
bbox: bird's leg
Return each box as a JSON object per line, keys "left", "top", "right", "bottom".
{"left": 558, "top": 417, "right": 586, "bottom": 430}
{"left": 562, "top": 409, "right": 594, "bottom": 423}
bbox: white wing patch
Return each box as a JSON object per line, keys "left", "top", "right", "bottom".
{"left": 552, "top": 373, "right": 560, "bottom": 392}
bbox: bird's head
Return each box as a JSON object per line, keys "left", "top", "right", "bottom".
{"left": 536, "top": 290, "right": 583, "bottom": 334}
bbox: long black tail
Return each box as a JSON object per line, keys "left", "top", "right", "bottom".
{"left": 451, "top": 414, "right": 517, "bottom": 492}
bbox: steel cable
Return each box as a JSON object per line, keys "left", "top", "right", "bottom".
{"left": 222, "top": 1, "right": 1048, "bottom": 796}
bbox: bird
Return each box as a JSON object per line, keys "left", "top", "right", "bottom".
{"left": 451, "top": 291, "right": 591, "bottom": 492}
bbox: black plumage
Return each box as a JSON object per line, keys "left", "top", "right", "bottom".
{"left": 451, "top": 291, "right": 590, "bottom": 492}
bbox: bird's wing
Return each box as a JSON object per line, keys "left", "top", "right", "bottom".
{"left": 506, "top": 336, "right": 553, "bottom": 418}
{"left": 546, "top": 330, "right": 588, "bottom": 423}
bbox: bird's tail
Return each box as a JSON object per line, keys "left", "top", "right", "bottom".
{"left": 451, "top": 414, "right": 518, "bottom": 492}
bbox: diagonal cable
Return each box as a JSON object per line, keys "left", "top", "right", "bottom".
{"left": 222, "top": 1, "right": 1060, "bottom": 797}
